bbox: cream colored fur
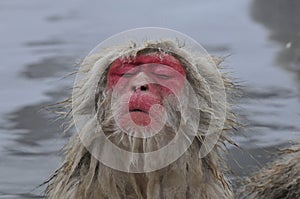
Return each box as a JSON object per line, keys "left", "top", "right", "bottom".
{"left": 45, "top": 41, "right": 238, "bottom": 199}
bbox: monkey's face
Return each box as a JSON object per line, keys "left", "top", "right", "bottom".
{"left": 72, "top": 30, "right": 226, "bottom": 173}
{"left": 107, "top": 52, "right": 186, "bottom": 137}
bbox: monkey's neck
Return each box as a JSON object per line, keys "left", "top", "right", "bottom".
{"left": 70, "top": 150, "right": 231, "bottom": 198}
{"left": 46, "top": 139, "right": 233, "bottom": 199}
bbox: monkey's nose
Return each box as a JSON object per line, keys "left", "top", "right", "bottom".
{"left": 132, "top": 84, "right": 149, "bottom": 92}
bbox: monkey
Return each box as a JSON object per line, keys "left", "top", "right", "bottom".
{"left": 240, "top": 143, "right": 300, "bottom": 199}
{"left": 44, "top": 38, "right": 238, "bottom": 199}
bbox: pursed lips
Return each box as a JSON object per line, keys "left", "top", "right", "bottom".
{"left": 129, "top": 108, "right": 148, "bottom": 114}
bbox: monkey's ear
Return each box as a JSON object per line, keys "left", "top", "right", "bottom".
{"left": 210, "top": 56, "right": 226, "bottom": 66}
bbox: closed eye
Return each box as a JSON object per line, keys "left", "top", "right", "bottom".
{"left": 119, "top": 72, "right": 137, "bottom": 77}
{"left": 152, "top": 73, "right": 172, "bottom": 79}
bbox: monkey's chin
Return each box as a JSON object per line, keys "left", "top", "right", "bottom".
{"left": 116, "top": 111, "right": 166, "bottom": 137}
{"left": 129, "top": 112, "right": 151, "bottom": 126}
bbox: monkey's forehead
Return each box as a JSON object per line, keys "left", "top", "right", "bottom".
{"left": 80, "top": 40, "right": 200, "bottom": 74}
{"left": 108, "top": 51, "right": 185, "bottom": 75}
{"left": 80, "top": 27, "right": 214, "bottom": 76}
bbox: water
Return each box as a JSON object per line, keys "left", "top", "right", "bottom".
{"left": 0, "top": 0, "right": 299, "bottom": 198}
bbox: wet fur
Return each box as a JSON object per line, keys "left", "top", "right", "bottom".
{"left": 44, "top": 41, "right": 239, "bottom": 199}
{"left": 240, "top": 143, "right": 300, "bottom": 199}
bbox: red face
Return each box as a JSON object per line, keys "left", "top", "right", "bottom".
{"left": 107, "top": 52, "right": 186, "bottom": 128}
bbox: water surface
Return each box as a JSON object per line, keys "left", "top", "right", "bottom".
{"left": 0, "top": 0, "right": 299, "bottom": 198}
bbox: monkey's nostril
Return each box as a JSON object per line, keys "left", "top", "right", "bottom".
{"left": 140, "top": 85, "right": 148, "bottom": 91}
{"left": 132, "top": 85, "right": 148, "bottom": 92}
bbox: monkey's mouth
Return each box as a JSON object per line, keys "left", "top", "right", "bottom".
{"left": 127, "top": 107, "right": 151, "bottom": 126}
{"left": 129, "top": 108, "right": 148, "bottom": 114}
{"left": 119, "top": 103, "right": 165, "bottom": 128}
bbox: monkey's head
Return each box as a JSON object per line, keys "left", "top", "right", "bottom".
{"left": 46, "top": 28, "right": 236, "bottom": 199}
{"left": 72, "top": 34, "right": 228, "bottom": 173}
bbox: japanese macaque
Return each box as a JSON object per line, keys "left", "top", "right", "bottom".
{"left": 44, "top": 40, "right": 238, "bottom": 199}
{"left": 241, "top": 143, "right": 300, "bottom": 199}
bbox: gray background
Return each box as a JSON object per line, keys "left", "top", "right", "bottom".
{"left": 0, "top": 0, "right": 299, "bottom": 198}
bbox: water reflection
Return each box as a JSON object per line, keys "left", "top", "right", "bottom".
{"left": 4, "top": 90, "right": 68, "bottom": 149}
{"left": 1, "top": 0, "right": 300, "bottom": 197}
{"left": 0, "top": 52, "right": 73, "bottom": 198}
{"left": 251, "top": 0, "right": 300, "bottom": 83}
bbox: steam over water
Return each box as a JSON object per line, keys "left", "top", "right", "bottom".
{"left": 0, "top": 0, "right": 299, "bottom": 198}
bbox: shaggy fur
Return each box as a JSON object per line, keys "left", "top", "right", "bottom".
{"left": 240, "top": 143, "right": 300, "bottom": 199}
{"left": 44, "top": 41, "right": 238, "bottom": 199}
